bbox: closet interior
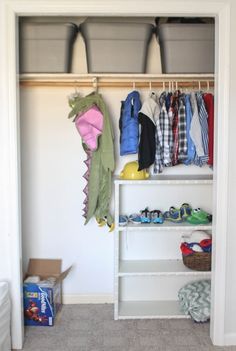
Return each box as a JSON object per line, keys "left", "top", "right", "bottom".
{"left": 19, "top": 16, "right": 215, "bottom": 324}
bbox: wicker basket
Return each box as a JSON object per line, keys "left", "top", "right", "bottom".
{"left": 182, "top": 252, "right": 211, "bottom": 271}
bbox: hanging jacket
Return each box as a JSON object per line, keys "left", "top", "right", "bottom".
{"left": 69, "top": 92, "right": 115, "bottom": 227}
{"left": 138, "top": 92, "right": 158, "bottom": 171}
{"left": 119, "top": 90, "right": 141, "bottom": 156}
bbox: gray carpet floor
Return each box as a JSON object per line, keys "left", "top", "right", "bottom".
{"left": 22, "top": 304, "right": 236, "bottom": 351}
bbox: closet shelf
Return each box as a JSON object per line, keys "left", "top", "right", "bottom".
{"left": 117, "top": 223, "right": 212, "bottom": 232}
{"left": 19, "top": 73, "right": 215, "bottom": 88}
{"left": 119, "top": 259, "right": 211, "bottom": 277}
{"left": 118, "top": 301, "right": 190, "bottom": 319}
{"left": 114, "top": 174, "right": 213, "bottom": 185}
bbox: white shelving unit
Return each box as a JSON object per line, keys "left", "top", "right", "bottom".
{"left": 114, "top": 175, "right": 213, "bottom": 320}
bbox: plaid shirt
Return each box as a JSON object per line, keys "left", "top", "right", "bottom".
{"left": 154, "top": 92, "right": 173, "bottom": 173}
{"left": 178, "top": 95, "right": 188, "bottom": 161}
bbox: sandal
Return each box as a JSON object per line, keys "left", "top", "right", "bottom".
{"left": 180, "top": 203, "right": 192, "bottom": 219}
{"left": 129, "top": 213, "right": 142, "bottom": 225}
{"left": 164, "top": 206, "right": 183, "bottom": 223}
{"left": 186, "top": 208, "right": 212, "bottom": 224}
{"left": 151, "top": 210, "right": 164, "bottom": 224}
{"left": 140, "top": 207, "right": 151, "bottom": 223}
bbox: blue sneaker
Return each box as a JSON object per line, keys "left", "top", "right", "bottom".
{"left": 129, "top": 213, "right": 141, "bottom": 225}
{"left": 151, "top": 210, "right": 164, "bottom": 224}
{"left": 180, "top": 203, "right": 192, "bottom": 220}
{"left": 164, "top": 206, "right": 183, "bottom": 223}
{"left": 119, "top": 215, "right": 128, "bottom": 226}
{"left": 140, "top": 208, "right": 151, "bottom": 224}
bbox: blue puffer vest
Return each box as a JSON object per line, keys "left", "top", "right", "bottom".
{"left": 119, "top": 90, "right": 141, "bottom": 156}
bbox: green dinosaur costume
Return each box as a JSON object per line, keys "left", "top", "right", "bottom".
{"left": 68, "top": 92, "right": 115, "bottom": 228}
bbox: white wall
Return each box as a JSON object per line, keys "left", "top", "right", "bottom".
{"left": 225, "top": 0, "right": 236, "bottom": 338}
{"left": 0, "top": 0, "right": 11, "bottom": 282}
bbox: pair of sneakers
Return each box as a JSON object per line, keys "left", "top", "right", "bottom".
{"left": 140, "top": 207, "right": 164, "bottom": 224}
{"left": 119, "top": 208, "right": 164, "bottom": 226}
{"left": 164, "top": 203, "right": 192, "bottom": 223}
{"left": 119, "top": 214, "right": 142, "bottom": 226}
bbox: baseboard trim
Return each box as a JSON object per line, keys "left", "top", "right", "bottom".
{"left": 224, "top": 333, "right": 236, "bottom": 346}
{"left": 63, "top": 294, "right": 114, "bottom": 304}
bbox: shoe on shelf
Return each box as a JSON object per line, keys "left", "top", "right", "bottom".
{"left": 129, "top": 213, "right": 142, "bottom": 225}
{"left": 119, "top": 215, "right": 128, "bottom": 226}
{"left": 186, "top": 208, "right": 212, "bottom": 225}
{"left": 140, "top": 207, "right": 151, "bottom": 223}
{"left": 151, "top": 210, "right": 164, "bottom": 224}
{"left": 164, "top": 206, "right": 183, "bottom": 223}
{"left": 180, "top": 203, "right": 192, "bottom": 219}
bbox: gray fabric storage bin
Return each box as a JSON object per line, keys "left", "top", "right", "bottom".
{"left": 80, "top": 21, "right": 153, "bottom": 73}
{"left": 158, "top": 23, "right": 214, "bottom": 73}
{"left": 19, "top": 22, "right": 77, "bottom": 73}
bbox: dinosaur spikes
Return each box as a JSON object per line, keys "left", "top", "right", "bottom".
{"left": 83, "top": 170, "right": 90, "bottom": 181}
{"left": 83, "top": 184, "right": 88, "bottom": 195}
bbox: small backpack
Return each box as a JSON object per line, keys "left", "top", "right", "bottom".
{"left": 119, "top": 90, "right": 141, "bottom": 156}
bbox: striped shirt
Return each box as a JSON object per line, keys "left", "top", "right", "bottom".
{"left": 194, "top": 92, "right": 209, "bottom": 166}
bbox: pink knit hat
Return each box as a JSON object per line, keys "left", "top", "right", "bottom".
{"left": 75, "top": 105, "right": 103, "bottom": 151}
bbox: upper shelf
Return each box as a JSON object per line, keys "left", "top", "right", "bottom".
{"left": 19, "top": 73, "right": 215, "bottom": 88}
{"left": 114, "top": 174, "right": 213, "bottom": 185}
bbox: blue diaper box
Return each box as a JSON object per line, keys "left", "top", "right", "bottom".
{"left": 23, "top": 259, "right": 71, "bottom": 326}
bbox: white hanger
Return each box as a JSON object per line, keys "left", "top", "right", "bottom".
{"left": 93, "top": 77, "right": 98, "bottom": 92}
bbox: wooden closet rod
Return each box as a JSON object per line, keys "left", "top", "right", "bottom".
{"left": 20, "top": 80, "right": 214, "bottom": 89}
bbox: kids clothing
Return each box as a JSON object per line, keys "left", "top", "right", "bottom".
{"left": 203, "top": 93, "right": 214, "bottom": 166}
{"left": 138, "top": 92, "right": 158, "bottom": 170}
{"left": 69, "top": 92, "right": 115, "bottom": 227}
{"left": 119, "top": 90, "right": 141, "bottom": 156}
{"left": 178, "top": 94, "right": 188, "bottom": 161}
{"left": 194, "top": 92, "right": 209, "bottom": 166}
{"left": 184, "top": 94, "right": 196, "bottom": 165}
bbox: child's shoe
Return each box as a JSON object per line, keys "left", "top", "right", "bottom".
{"left": 180, "top": 203, "right": 192, "bottom": 220}
{"left": 129, "top": 213, "right": 142, "bottom": 225}
{"left": 186, "top": 208, "right": 212, "bottom": 225}
{"left": 119, "top": 215, "right": 128, "bottom": 226}
{"left": 140, "top": 207, "right": 151, "bottom": 223}
{"left": 151, "top": 210, "right": 164, "bottom": 224}
{"left": 164, "top": 206, "right": 183, "bottom": 223}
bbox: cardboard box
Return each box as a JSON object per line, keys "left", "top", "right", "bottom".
{"left": 23, "top": 259, "right": 71, "bottom": 326}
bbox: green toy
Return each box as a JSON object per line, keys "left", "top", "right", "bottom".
{"left": 186, "top": 208, "right": 212, "bottom": 225}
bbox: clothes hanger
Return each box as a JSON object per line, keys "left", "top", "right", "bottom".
{"left": 92, "top": 77, "right": 98, "bottom": 93}
{"left": 207, "top": 80, "right": 210, "bottom": 92}
{"left": 68, "top": 81, "right": 81, "bottom": 108}
{"left": 162, "top": 81, "right": 166, "bottom": 92}
{"left": 149, "top": 81, "right": 157, "bottom": 99}
{"left": 198, "top": 80, "right": 201, "bottom": 92}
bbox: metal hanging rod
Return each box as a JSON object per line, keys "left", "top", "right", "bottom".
{"left": 19, "top": 74, "right": 215, "bottom": 89}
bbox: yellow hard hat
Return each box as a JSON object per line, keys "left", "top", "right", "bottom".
{"left": 119, "top": 161, "right": 149, "bottom": 180}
